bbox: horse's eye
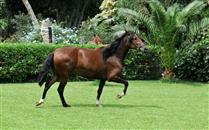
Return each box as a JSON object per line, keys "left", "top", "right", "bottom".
{"left": 141, "top": 39, "right": 145, "bottom": 42}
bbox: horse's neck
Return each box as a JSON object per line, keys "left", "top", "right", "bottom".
{"left": 115, "top": 42, "right": 129, "bottom": 62}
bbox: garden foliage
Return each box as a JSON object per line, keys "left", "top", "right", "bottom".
{"left": 174, "top": 35, "right": 209, "bottom": 82}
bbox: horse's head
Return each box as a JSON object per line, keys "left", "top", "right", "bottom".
{"left": 124, "top": 31, "right": 145, "bottom": 51}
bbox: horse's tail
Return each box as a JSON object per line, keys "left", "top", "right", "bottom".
{"left": 37, "top": 53, "right": 54, "bottom": 87}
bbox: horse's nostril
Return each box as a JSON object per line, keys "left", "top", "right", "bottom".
{"left": 140, "top": 47, "right": 145, "bottom": 51}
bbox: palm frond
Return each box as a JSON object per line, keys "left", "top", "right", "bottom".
{"left": 112, "top": 24, "right": 140, "bottom": 34}
{"left": 164, "top": 4, "right": 180, "bottom": 32}
{"left": 166, "top": 3, "right": 179, "bottom": 17}
{"left": 118, "top": 8, "right": 158, "bottom": 38}
{"left": 178, "top": 0, "right": 206, "bottom": 23}
{"left": 118, "top": 8, "right": 139, "bottom": 19}
{"left": 149, "top": 0, "right": 166, "bottom": 29}
{"left": 187, "top": 17, "right": 209, "bottom": 40}
{"left": 182, "top": 0, "right": 205, "bottom": 16}
{"left": 103, "top": 17, "right": 115, "bottom": 24}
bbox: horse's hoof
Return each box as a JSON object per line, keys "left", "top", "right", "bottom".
{"left": 35, "top": 101, "right": 44, "bottom": 107}
{"left": 63, "top": 104, "right": 71, "bottom": 107}
{"left": 117, "top": 94, "right": 122, "bottom": 99}
{"left": 117, "top": 92, "right": 125, "bottom": 99}
{"left": 36, "top": 99, "right": 44, "bottom": 107}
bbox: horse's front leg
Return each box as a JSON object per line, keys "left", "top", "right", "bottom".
{"left": 109, "top": 77, "right": 129, "bottom": 99}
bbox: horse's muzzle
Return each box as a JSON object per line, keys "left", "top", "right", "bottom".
{"left": 139, "top": 46, "right": 148, "bottom": 52}
{"left": 140, "top": 47, "right": 145, "bottom": 51}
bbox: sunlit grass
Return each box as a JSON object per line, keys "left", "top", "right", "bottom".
{"left": 0, "top": 81, "right": 208, "bottom": 129}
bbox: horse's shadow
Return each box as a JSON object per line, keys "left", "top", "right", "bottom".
{"left": 71, "top": 104, "right": 163, "bottom": 109}
{"left": 40, "top": 103, "right": 163, "bottom": 109}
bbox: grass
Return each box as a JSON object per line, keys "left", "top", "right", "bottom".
{"left": 0, "top": 80, "right": 208, "bottom": 130}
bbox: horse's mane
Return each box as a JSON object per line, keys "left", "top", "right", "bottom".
{"left": 102, "top": 32, "right": 128, "bottom": 61}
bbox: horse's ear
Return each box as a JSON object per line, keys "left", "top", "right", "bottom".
{"left": 127, "top": 33, "right": 133, "bottom": 43}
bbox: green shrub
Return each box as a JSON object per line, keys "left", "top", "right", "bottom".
{"left": 123, "top": 46, "right": 162, "bottom": 80}
{"left": 11, "top": 13, "right": 32, "bottom": 40}
{"left": 174, "top": 37, "right": 209, "bottom": 82}
{"left": 52, "top": 24, "right": 80, "bottom": 44}
{"left": 0, "top": 43, "right": 161, "bottom": 83}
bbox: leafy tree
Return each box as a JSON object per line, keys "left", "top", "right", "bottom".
{"left": 114, "top": 0, "right": 209, "bottom": 78}
{"left": 0, "top": 0, "right": 5, "bottom": 17}
{"left": 0, "top": 0, "right": 9, "bottom": 40}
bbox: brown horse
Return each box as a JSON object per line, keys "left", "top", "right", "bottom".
{"left": 36, "top": 31, "right": 145, "bottom": 107}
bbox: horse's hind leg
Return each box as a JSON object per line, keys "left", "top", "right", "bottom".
{"left": 36, "top": 75, "right": 58, "bottom": 106}
{"left": 96, "top": 79, "right": 106, "bottom": 107}
{"left": 57, "top": 77, "right": 70, "bottom": 107}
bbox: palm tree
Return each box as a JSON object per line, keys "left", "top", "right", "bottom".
{"left": 114, "top": 0, "right": 209, "bottom": 78}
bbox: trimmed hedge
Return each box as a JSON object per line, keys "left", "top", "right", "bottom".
{"left": 174, "top": 38, "right": 209, "bottom": 82}
{"left": 123, "top": 48, "right": 162, "bottom": 80}
{"left": 0, "top": 43, "right": 162, "bottom": 83}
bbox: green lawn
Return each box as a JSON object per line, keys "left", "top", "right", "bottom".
{"left": 0, "top": 81, "right": 208, "bottom": 129}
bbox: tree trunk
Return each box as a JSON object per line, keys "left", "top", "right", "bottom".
{"left": 72, "top": 7, "right": 80, "bottom": 27}
{"left": 77, "top": 0, "right": 90, "bottom": 27}
{"left": 69, "top": 9, "right": 76, "bottom": 27}
{"left": 22, "top": 0, "right": 39, "bottom": 27}
{"left": 162, "top": 68, "right": 174, "bottom": 79}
